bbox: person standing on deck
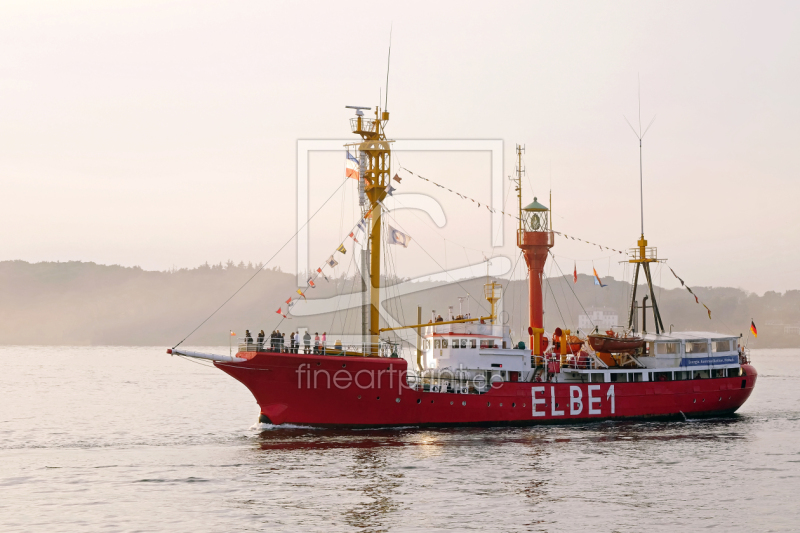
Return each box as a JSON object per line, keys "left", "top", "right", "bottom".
{"left": 321, "top": 332, "right": 327, "bottom": 354}
{"left": 303, "top": 331, "right": 311, "bottom": 354}
{"left": 257, "top": 330, "right": 265, "bottom": 351}
{"left": 314, "top": 333, "right": 320, "bottom": 354}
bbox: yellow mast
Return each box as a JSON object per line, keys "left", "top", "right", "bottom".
{"left": 518, "top": 145, "right": 524, "bottom": 234}
{"left": 350, "top": 106, "right": 392, "bottom": 356}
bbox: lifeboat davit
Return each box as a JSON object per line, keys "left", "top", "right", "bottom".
{"left": 587, "top": 333, "right": 645, "bottom": 353}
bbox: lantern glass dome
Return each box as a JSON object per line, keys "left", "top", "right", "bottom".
{"left": 522, "top": 197, "right": 549, "bottom": 232}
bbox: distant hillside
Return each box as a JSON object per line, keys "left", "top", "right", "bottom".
{"left": 0, "top": 260, "right": 797, "bottom": 348}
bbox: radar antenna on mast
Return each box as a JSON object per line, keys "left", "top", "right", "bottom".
{"left": 345, "top": 105, "right": 371, "bottom": 117}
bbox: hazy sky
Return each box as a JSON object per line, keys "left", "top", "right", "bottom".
{"left": 1, "top": 1, "right": 798, "bottom": 294}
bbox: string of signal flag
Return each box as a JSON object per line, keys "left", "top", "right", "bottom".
{"left": 399, "top": 164, "right": 718, "bottom": 321}
{"left": 275, "top": 155, "right": 716, "bottom": 324}
{"left": 398, "top": 166, "right": 628, "bottom": 256}
{"left": 275, "top": 198, "right": 412, "bottom": 319}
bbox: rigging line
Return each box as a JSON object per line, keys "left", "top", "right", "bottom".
{"left": 549, "top": 251, "right": 595, "bottom": 328}
{"left": 491, "top": 165, "right": 515, "bottom": 249}
{"left": 343, "top": 247, "right": 361, "bottom": 335}
{"left": 380, "top": 209, "right": 490, "bottom": 316}
{"left": 172, "top": 177, "right": 351, "bottom": 349}
{"left": 521, "top": 151, "right": 535, "bottom": 206}
{"left": 176, "top": 354, "right": 215, "bottom": 369}
{"left": 545, "top": 277, "right": 568, "bottom": 331}
{"left": 552, "top": 253, "right": 618, "bottom": 262}
{"left": 400, "top": 166, "right": 627, "bottom": 254}
{"left": 329, "top": 246, "right": 357, "bottom": 333}
{"left": 385, "top": 231, "right": 411, "bottom": 348}
{"left": 500, "top": 249, "right": 524, "bottom": 301}
{"left": 554, "top": 256, "right": 575, "bottom": 328}
{"left": 386, "top": 232, "right": 408, "bottom": 336}
{"left": 388, "top": 195, "right": 495, "bottom": 256}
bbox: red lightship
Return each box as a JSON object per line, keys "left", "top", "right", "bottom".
{"left": 168, "top": 106, "right": 756, "bottom": 427}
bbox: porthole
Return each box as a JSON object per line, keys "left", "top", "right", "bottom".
{"left": 462, "top": 401, "right": 467, "bottom": 406}
{"left": 377, "top": 396, "right": 380, "bottom": 400}
{"left": 450, "top": 401, "right": 454, "bottom": 405}
{"left": 342, "top": 363, "right": 346, "bottom": 368}
{"left": 487, "top": 402, "right": 491, "bottom": 407}
{"left": 728, "top": 396, "right": 731, "bottom": 400}
{"left": 396, "top": 398, "right": 400, "bottom": 403}
{"left": 523, "top": 403, "right": 526, "bottom": 408}
{"left": 555, "top": 403, "right": 559, "bottom": 408}
{"left": 512, "top": 403, "right": 516, "bottom": 408}
{"left": 431, "top": 400, "right": 434, "bottom": 404}
{"left": 499, "top": 403, "right": 503, "bottom": 407}
{"left": 316, "top": 362, "right": 321, "bottom": 366}
{"left": 357, "top": 395, "right": 361, "bottom": 399}
{"left": 702, "top": 398, "right": 706, "bottom": 402}
{"left": 693, "top": 399, "right": 696, "bottom": 403}
{"left": 416, "top": 398, "right": 421, "bottom": 404}
{"left": 718, "top": 397, "right": 722, "bottom": 402}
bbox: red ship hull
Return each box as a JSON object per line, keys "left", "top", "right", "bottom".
{"left": 215, "top": 352, "right": 757, "bottom": 427}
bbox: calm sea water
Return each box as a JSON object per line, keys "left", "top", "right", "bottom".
{"left": 0, "top": 346, "right": 798, "bottom": 533}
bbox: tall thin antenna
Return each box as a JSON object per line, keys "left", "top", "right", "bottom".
{"left": 624, "top": 74, "right": 656, "bottom": 236}
{"left": 384, "top": 24, "right": 393, "bottom": 110}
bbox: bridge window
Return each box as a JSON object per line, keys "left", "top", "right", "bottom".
{"left": 653, "top": 371, "right": 672, "bottom": 381}
{"left": 434, "top": 339, "right": 441, "bottom": 349}
{"left": 685, "top": 342, "right": 708, "bottom": 354}
{"left": 656, "top": 342, "right": 679, "bottom": 355}
{"left": 442, "top": 339, "right": 448, "bottom": 349}
{"left": 424, "top": 340, "right": 430, "bottom": 350}
{"left": 460, "top": 339, "right": 468, "bottom": 349}
{"left": 630, "top": 372, "right": 643, "bottom": 382}
{"left": 610, "top": 373, "right": 627, "bottom": 383}
{"left": 713, "top": 340, "right": 731, "bottom": 352}
{"left": 480, "top": 340, "right": 495, "bottom": 349}
{"left": 675, "top": 371, "right": 690, "bottom": 380}
{"left": 469, "top": 339, "right": 477, "bottom": 349}
{"left": 591, "top": 373, "right": 604, "bottom": 383}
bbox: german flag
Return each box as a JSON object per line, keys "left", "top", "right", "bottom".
{"left": 750, "top": 320, "right": 758, "bottom": 338}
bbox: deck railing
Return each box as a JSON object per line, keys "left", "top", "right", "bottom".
{"left": 236, "top": 338, "right": 399, "bottom": 358}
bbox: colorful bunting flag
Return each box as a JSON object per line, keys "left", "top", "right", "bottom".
{"left": 346, "top": 152, "right": 360, "bottom": 180}
{"left": 316, "top": 267, "right": 328, "bottom": 281}
{"left": 573, "top": 262, "right": 577, "bottom": 284}
{"left": 393, "top": 173, "right": 402, "bottom": 183}
{"left": 307, "top": 278, "right": 315, "bottom": 288}
{"left": 296, "top": 289, "right": 306, "bottom": 300}
{"left": 349, "top": 231, "right": 359, "bottom": 243}
{"left": 387, "top": 225, "right": 411, "bottom": 248}
{"left": 327, "top": 256, "right": 338, "bottom": 268}
{"left": 593, "top": 267, "right": 606, "bottom": 287}
{"left": 337, "top": 244, "right": 347, "bottom": 254}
